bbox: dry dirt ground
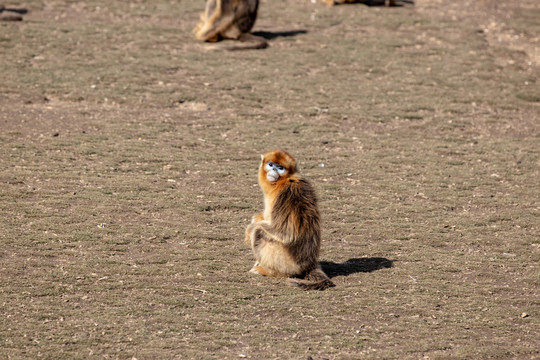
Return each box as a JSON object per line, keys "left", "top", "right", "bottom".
{"left": 1, "top": 0, "right": 539, "bottom": 359}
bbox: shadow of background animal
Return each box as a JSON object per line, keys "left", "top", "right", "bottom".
{"left": 252, "top": 29, "right": 308, "bottom": 41}
{"left": 320, "top": 257, "right": 393, "bottom": 278}
{"left": 326, "top": 0, "right": 414, "bottom": 6}
{"left": 0, "top": 5, "right": 28, "bottom": 21}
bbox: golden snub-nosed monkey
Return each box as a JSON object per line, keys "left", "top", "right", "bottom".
{"left": 245, "top": 150, "right": 334, "bottom": 290}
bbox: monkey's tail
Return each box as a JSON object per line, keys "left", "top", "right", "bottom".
{"left": 288, "top": 266, "right": 335, "bottom": 291}
{"left": 205, "top": 33, "right": 268, "bottom": 51}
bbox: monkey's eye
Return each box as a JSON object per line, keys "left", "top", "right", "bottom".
{"left": 277, "top": 166, "right": 284, "bottom": 171}
{"left": 265, "top": 162, "right": 274, "bottom": 172}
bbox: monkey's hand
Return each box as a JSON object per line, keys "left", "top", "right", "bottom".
{"left": 245, "top": 221, "right": 259, "bottom": 244}
{"left": 251, "top": 212, "right": 264, "bottom": 224}
{"left": 246, "top": 220, "right": 276, "bottom": 245}
{"left": 246, "top": 213, "right": 265, "bottom": 244}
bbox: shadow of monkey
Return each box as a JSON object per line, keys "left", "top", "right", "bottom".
{"left": 320, "top": 257, "right": 393, "bottom": 279}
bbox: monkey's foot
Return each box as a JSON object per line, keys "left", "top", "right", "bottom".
{"left": 249, "top": 264, "right": 272, "bottom": 277}
{"left": 249, "top": 262, "right": 260, "bottom": 274}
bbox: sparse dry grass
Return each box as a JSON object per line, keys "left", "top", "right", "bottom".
{"left": 1, "top": 0, "right": 539, "bottom": 359}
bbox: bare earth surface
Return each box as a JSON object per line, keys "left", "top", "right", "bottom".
{"left": 1, "top": 0, "right": 539, "bottom": 359}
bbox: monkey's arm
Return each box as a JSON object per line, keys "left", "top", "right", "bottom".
{"left": 249, "top": 221, "right": 296, "bottom": 245}
{"left": 245, "top": 213, "right": 265, "bottom": 244}
{"left": 245, "top": 220, "right": 266, "bottom": 243}
{"left": 245, "top": 220, "right": 283, "bottom": 245}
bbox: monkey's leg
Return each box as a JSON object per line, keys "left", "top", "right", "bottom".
{"left": 248, "top": 227, "right": 279, "bottom": 276}
{"left": 196, "top": 13, "right": 235, "bottom": 42}
{"left": 193, "top": 11, "right": 215, "bottom": 40}
{"left": 249, "top": 226, "right": 301, "bottom": 277}
{"left": 194, "top": 0, "right": 238, "bottom": 42}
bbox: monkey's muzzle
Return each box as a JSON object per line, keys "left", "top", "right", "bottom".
{"left": 266, "top": 171, "right": 279, "bottom": 183}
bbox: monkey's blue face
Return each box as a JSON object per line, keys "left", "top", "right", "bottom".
{"left": 265, "top": 161, "right": 286, "bottom": 183}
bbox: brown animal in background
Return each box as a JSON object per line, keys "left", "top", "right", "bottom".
{"left": 245, "top": 150, "right": 334, "bottom": 290}
{"left": 324, "top": 0, "right": 397, "bottom": 6}
{"left": 193, "top": 0, "right": 267, "bottom": 50}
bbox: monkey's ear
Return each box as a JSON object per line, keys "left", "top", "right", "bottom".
{"left": 260, "top": 154, "right": 264, "bottom": 161}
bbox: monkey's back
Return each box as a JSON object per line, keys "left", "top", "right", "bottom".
{"left": 271, "top": 178, "right": 321, "bottom": 270}
{"left": 232, "top": 0, "right": 259, "bottom": 33}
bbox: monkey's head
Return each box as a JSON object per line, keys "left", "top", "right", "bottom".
{"left": 259, "top": 150, "right": 297, "bottom": 184}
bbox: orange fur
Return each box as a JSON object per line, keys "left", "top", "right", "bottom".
{"left": 245, "top": 150, "right": 334, "bottom": 290}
